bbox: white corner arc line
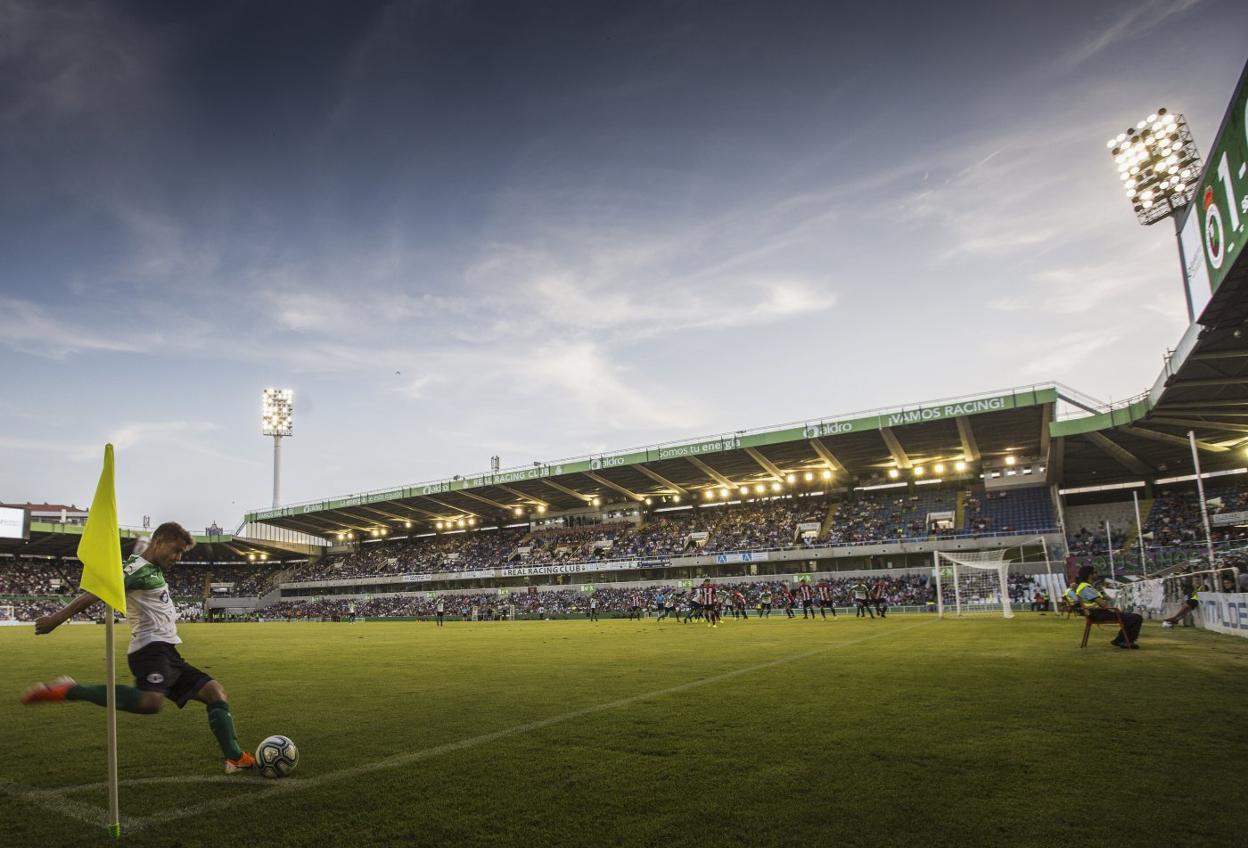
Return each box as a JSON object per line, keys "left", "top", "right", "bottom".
{"left": 127, "top": 620, "right": 933, "bottom": 832}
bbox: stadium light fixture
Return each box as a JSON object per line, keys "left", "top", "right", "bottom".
{"left": 770, "top": 482, "right": 782, "bottom": 493}
{"left": 704, "top": 490, "right": 714, "bottom": 501}
{"left": 537, "top": 504, "right": 547, "bottom": 514}
{"left": 1105, "top": 108, "right": 1204, "bottom": 321}
{"left": 248, "top": 553, "right": 256, "bottom": 562}
{"left": 468, "top": 517, "right": 477, "bottom": 526}
{"left": 435, "top": 521, "right": 443, "bottom": 530}
{"left": 456, "top": 519, "right": 465, "bottom": 528}
{"left": 934, "top": 462, "right": 946, "bottom": 474}
{"left": 644, "top": 497, "right": 653, "bottom": 506}
{"left": 1005, "top": 455, "right": 1017, "bottom": 466}
{"left": 513, "top": 507, "right": 524, "bottom": 517}
{"left": 754, "top": 484, "right": 766, "bottom": 494}
{"left": 261, "top": 388, "right": 294, "bottom": 509}
{"left": 260, "top": 553, "right": 268, "bottom": 561}
{"left": 785, "top": 473, "right": 797, "bottom": 484}
{"left": 672, "top": 495, "right": 681, "bottom": 503}
{"left": 803, "top": 471, "right": 814, "bottom": 482}
{"left": 404, "top": 520, "right": 412, "bottom": 529}
{"left": 955, "top": 460, "right": 968, "bottom": 472}
{"left": 718, "top": 487, "right": 730, "bottom": 499}
{"left": 821, "top": 469, "right": 833, "bottom": 480}
{"left": 888, "top": 468, "right": 900, "bottom": 480}
{"left": 914, "top": 466, "right": 925, "bottom": 477}
{"left": 591, "top": 497, "right": 601, "bottom": 507}
{"left": 1107, "top": 109, "right": 1202, "bottom": 226}
{"left": 739, "top": 486, "right": 750, "bottom": 496}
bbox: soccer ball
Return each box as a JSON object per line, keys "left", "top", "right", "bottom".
{"left": 255, "top": 735, "right": 298, "bottom": 779}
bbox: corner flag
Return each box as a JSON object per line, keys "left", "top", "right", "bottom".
{"left": 78, "top": 444, "right": 125, "bottom": 616}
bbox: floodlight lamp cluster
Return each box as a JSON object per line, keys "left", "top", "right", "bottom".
{"left": 435, "top": 516, "right": 477, "bottom": 531}
{"left": 261, "top": 388, "right": 294, "bottom": 436}
{"left": 888, "top": 459, "right": 974, "bottom": 480}
{"left": 1107, "top": 109, "right": 1203, "bottom": 225}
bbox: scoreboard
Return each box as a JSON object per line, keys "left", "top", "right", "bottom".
{"left": 0, "top": 507, "right": 30, "bottom": 541}
{"left": 1195, "top": 60, "right": 1248, "bottom": 325}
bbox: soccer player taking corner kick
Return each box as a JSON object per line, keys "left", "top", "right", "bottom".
{"left": 20, "top": 522, "right": 257, "bottom": 773}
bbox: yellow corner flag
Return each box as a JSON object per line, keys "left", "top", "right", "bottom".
{"left": 78, "top": 444, "right": 126, "bottom": 616}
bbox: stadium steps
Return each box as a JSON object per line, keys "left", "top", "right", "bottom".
{"left": 819, "top": 501, "right": 840, "bottom": 539}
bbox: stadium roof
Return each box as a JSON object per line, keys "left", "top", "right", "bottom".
{"left": 246, "top": 385, "right": 1061, "bottom": 538}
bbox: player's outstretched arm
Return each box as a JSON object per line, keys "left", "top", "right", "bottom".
{"left": 34, "top": 592, "right": 102, "bottom": 635}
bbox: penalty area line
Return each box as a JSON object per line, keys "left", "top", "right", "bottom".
{"left": 127, "top": 619, "right": 934, "bottom": 832}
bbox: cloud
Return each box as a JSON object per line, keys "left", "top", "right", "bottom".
{"left": 1064, "top": 0, "right": 1205, "bottom": 68}
{"left": 0, "top": 296, "right": 149, "bottom": 358}
{"left": 1016, "top": 330, "right": 1121, "bottom": 377}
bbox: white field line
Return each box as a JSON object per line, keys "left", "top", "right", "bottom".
{"left": 0, "top": 780, "right": 145, "bottom": 831}
{"left": 14, "top": 620, "right": 933, "bottom": 832}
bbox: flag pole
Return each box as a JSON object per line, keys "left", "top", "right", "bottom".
{"left": 78, "top": 442, "right": 126, "bottom": 838}
{"left": 105, "top": 605, "right": 121, "bottom": 839}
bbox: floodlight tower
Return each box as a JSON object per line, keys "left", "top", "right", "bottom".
{"left": 1105, "top": 108, "right": 1204, "bottom": 321}
{"left": 261, "top": 388, "right": 294, "bottom": 508}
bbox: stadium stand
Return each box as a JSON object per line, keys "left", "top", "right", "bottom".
{"left": 963, "top": 485, "right": 1055, "bottom": 535}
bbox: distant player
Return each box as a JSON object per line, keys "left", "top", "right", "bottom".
{"left": 870, "top": 578, "right": 888, "bottom": 618}
{"left": 628, "top": 592, "right": 644, "bottom": 621}
{"left": 781, "top": 586, "right": 796, "bottom": 619}
{"left": 700, "top": 580, "right": 720, "bottom": 628}
{"left": 760, "top": 589, "right": 773, "bottom": 618}
{"left": 798, "top": 580, "right": 817, "bottom": 619}
{"left": 852, "top": 580, "right": 874, "bottom": 618}
{"left": 435, "top": 595, "right": 446, "bottom": 627}
{"left": 22, "top": 522, "right": 256, "bottom": 774}
{"left": 730, "top": 589, "right": 748, "bottom": 619}
{"left": 816, "top": 579, "right": 836, "bottom": 619}
{"left": 683, "top": 591, "right": 702, "bottom": 624}
{"left": 656, "top": 592, "right": 676, "bottom": 622}
{"left": 588, "top": 594, "right": 600, "bottom": 622}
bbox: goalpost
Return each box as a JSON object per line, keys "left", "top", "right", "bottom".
{"left": 933, "top": 549, "right": 1015, "bottom": 619}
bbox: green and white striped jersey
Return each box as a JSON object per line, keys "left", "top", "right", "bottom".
{"left": 121, "top": 554, "right": 181, "bottom": 654}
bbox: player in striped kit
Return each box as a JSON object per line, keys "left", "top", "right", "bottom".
{"left": 730, "top": 589, "right": 748, "bottom": 619}
{"left": 870, "top": 578, "right": 889, "bottom": 618}
{"left": 798, "top": 579, "right": 817, "bottom": 619}
{"left": 816, "top": 578, "right": 837, "bottom": 619}
{"left": 699, "top": 580, "right": 720, "bottom": 628}
{"left": 781, "top": 586, "right": 796, "bottom": 619}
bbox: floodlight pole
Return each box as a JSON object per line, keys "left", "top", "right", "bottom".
{"left": 1188, "top": 431, "right": 1217, "bottom": 567}
{"left": 272, "top": 434, "right": 282, "bottom": 509}
{"left": 1172, "top": 208, "right": 1196, "bottom": 325}
{"left": 1104, "top": 519, "right": 1116, "bottom": 580}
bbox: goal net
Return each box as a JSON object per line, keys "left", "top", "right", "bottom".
{"left": 934, "top": 549, "right": 1014, "bottom": 619}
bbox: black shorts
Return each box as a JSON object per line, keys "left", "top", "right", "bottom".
{"left": 1186, "top": 598, "right": 1200, "bottom": 609}
{"left": 128, "top": 642, "right": 212, "bottom": 708}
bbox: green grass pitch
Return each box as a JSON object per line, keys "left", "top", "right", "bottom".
{"left": 2, "top": 614, "right": 1246, "bottom": 847}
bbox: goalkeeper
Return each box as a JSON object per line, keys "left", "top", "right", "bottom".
{"left": 20, "top": 522, "right": 257, "bottom": 773}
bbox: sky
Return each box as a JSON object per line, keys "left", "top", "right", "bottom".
{"left": 2, "top": 0, "right": 1247, "bottom": 531}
